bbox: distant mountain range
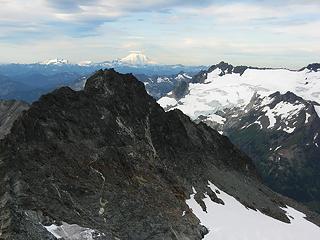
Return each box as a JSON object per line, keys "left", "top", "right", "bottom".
{"left": 38, "top": 52, "right": 156, "bottom": 66}
{"left": 0, "top": 53, "right": 205, "bottom": 103}
{"left": 6, "top": 52, "right": 205, "bottom": 75}
{"left": 159, "top": 61, "right": 320, "bottom": 213}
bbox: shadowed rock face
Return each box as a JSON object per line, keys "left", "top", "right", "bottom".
{"left": 219, "top": 91, "right": 320, "bottom": 213}
{"left": 0, "top": 69, "right": 319, "bottom": 239}
{"left": 0, "top": 100, "right": 29, "bottom": 139}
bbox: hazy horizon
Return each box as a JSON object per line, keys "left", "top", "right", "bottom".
{"left": 1, "top": 0, "right": 319, "bottom": 68}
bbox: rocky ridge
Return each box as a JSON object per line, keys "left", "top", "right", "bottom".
{"left": 0, "top": 69, "right": 319, "bottom": 239}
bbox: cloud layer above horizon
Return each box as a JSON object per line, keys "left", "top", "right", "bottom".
{"left": 0, "top": 0, "right": 319, "bottom": 67}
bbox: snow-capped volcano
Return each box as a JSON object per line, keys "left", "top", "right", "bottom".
{"left": 40, "top": 58, "right": 69, "bottom": 65}
{"left": 118, "top": 51, "right": 156, "bottom": 65}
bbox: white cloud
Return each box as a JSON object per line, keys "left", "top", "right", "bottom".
{"left": 183, "top": 2, "right": 320, "bottom": 24}
{"left": 272, "top": 20, "right": 320, "bottom": 38}
{"left": 0, "top": 0, "right": 319, "bottom": 66}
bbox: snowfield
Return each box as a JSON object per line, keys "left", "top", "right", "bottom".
{"left": 159, "top": 68, "right": 320, "bottom": 119}
{"left": 44, "top": 222, "right": 104, "bottom": 240}
{"left": 187, "top": 181, "right": 320, "bottom": 240}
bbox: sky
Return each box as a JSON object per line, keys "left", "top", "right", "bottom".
{"left": 0, "top": 0, "right": 319, "bottom": 68}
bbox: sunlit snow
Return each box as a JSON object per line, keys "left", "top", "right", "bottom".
{"left": 44, "top": 222, "right": 104, "bottom": 240}
{"left": 186, "top": 181, "right": 320, "bottom": 240}
{"left": 159, "top": 68, "right": 320, "bottom": 121}
{"left": 314, "top": 105, "right": 320, "bottom": 119}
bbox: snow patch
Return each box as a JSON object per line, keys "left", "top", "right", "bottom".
{"left": 205, "top": 68, "right": 222, "bottom": 83}
{"left": 283, "top": 126, "right": 296, "bottom": 134}
{"left": 186, "top": 181, "right": 320, "bottom": 240}
{"left": 314, "top": 105, "right": 320, "bottom": 119}
{"left": 158, "top": 97, "right": 178, "bottom": 109}
{"left": 263, "top": 106, "right": 277, "bottom": 128}
{"left": 305, "top": 112, "right": 311, "bottom": 124}
{"left": 175, "top": 73, "right": 191, "bottom": 81}
{"left": 40, "top": 58, "right": 69, "bottom": 65}
{"left": 44, "top": 222, "right": 104, "bottom": 240}
{"left": 207, "top": 114, "right": 226, "bottom": 124}
{"left": 262, "top": 101, "right": 304, "bottom": 132}
{"left": 274, "top": 146, "right": 281, "bottom": 151}
{"left": 253, "top": 120, "right": 263, "bottom": 129}
{"left": 156, "top": 77, "right": 170, "bottom": 83}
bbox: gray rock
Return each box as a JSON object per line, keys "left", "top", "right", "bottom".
{"left": 0, "top": 100, "right": 29, "bottom": 139}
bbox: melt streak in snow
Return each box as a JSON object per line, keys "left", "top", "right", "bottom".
{"left": 186, "top": 181, "right": 320, "bottom": 240}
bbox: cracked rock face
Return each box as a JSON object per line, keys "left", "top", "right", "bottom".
{"left": 0, "top": 100, "right": 29, "bottom": 139}
{"left": 0, "top": 69, "right": 319, "bottom": 239}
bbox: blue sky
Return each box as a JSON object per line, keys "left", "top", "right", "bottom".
{"left": 0, "top": 0, "right": 319, "bottom": 68}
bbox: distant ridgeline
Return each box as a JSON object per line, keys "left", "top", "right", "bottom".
{"left": 0, "top": 55, "right": 205, "bottom": 103}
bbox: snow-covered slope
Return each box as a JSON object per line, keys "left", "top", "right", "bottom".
{"left": 187, "top": 181, "right": 320, "bottom": 240}
{"left": 159, "top": 64, "right": 320, "bottom": 119}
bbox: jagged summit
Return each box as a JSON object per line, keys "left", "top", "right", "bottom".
{"left": 306, "top": 63, "right": 320, "bottom": 72}
{"left": 84, "top": 69, "right": 149, "bottom": 97}
{"left": 1, "top": 69, "right": 320, "bottom": 239}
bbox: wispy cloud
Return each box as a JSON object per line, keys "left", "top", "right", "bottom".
{"left": 0, "top": 0, "right": 319, "bottom": 67}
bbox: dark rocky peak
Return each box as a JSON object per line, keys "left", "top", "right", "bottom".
{"left": 233, "top": 65, "right": 249, "bottom": 75}
{"left": 84, "top": 69, "right": 152, "bottom": 102}
{"left": 191, "top": 62, "right": 250, "bottom": 84}
{"left": 208, "top": 61, "right": 234, "bottom": 75}
{"left": 191, "top": 62, "right": 237, "bottom": 84}
{"left": 269, "top": 91, "right": 306, "bottom": 105}
{"left": 191, "top": 70, "right": 208, "bottom": 84}
{"left": 306, "top": 63, "right": 320, "bottom": 72}
{"left": 1, "top": 69, "right": 319, "bottom": 239}
{"left": 171, "top": 80, "right": 189, "bottom": 99}
{"left": 204, "top": 62, "right": 282, "bottom": 79}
